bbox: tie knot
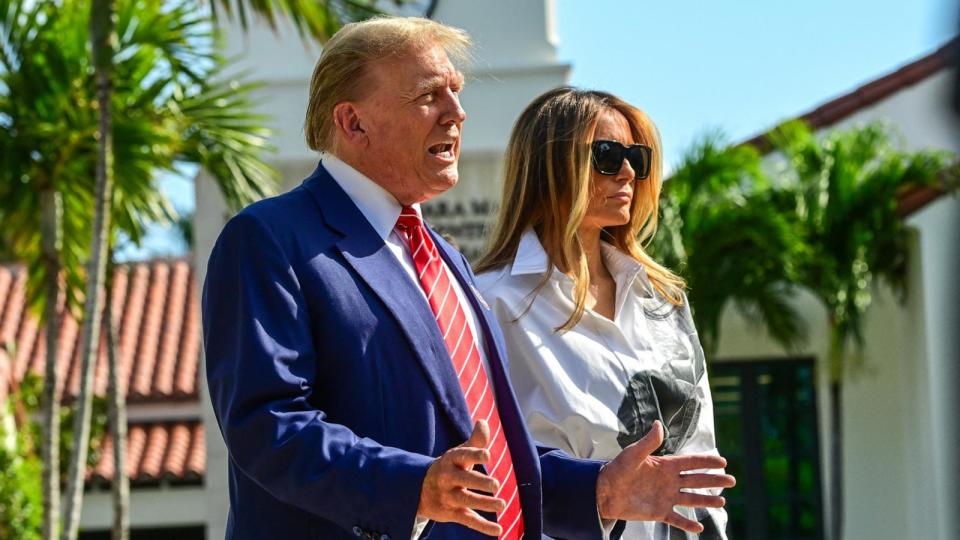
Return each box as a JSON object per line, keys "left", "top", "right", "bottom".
{"left": 395, "top": 206, "right": 422, "bottom": 232}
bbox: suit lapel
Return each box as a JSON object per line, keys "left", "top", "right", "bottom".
{"left": 302, "top": 163, "right": 473, "bottom": 441}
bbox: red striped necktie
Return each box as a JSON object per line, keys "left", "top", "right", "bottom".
{"left": 395, "top": 206, "right": 524, "bottom": 540}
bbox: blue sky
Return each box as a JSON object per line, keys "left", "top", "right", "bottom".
{"left": 120, "top": 0, "right": 958, "bottom": 260}
{"left": 555, "top": 0, "right": 957, "bottom": 169}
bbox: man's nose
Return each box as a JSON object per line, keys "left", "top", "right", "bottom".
{"left": 441, "top": 90, "right": 467, "bottom": 124}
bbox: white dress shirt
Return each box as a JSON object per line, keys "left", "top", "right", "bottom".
{"left": 322, "top": 155, "right": 494, "bottom": 540}
{"left": 475, "top": 229, "right": 728, "bottom": 540}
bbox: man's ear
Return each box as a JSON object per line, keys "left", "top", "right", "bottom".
{"left": 332, "top": 101, "right": 368, "bottom": 147}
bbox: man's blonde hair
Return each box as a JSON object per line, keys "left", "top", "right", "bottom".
{"left": 304, "top": 17, "right": 471, "bottom": 152}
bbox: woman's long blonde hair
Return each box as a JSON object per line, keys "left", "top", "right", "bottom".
{"left": 475, "top": 87, "right": 685, "bottom": 331}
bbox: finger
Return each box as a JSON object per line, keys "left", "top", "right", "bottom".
{"left": 677, "top": 491, "right": 726, "bottom": 509}
{"left": 663, "top": 511, "right": 704, "bottom": 534}
{"left": 625, "top": 420, "right": 664, "bottom": 458}
{"left": 671, "top": 454, "right": 728, "bottom": 472}
{"left": 674, "top": 471, "right": 734, "bottom": 492}
{"left": 446, "top": 447, "right": 491, "bottom": 469}
{"left": 679, "top": 473, "right": 735, "bottom": 490}
{"left": 455, "top": 488, "right": 506, "bottom": 514}
{"left": 454, "top": 509, "right": 502, "bottom": 537}
{"left": 453, "top": 468, "right": 500, "bottom": 494}
{"left": 463, "top": 420, "right": 491, "bottom": 450}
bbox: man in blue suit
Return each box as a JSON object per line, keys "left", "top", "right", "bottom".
{"left": 202, "top": 17, "right": 734, "bottom": 540}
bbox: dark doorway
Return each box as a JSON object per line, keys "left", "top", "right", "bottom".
{"left": 710, "top": 358, "right": 825, "bottom": 540}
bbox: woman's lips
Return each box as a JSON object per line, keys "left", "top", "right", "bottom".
{"left": 608, "top": 192, "right": 632, "bottom": 202}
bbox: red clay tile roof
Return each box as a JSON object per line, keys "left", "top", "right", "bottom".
{"left": 1, "top": 258, "right": 200, "bottom": 404}
{"left": 897, "top": 181, "right": 950, "bottom": 217}
{"left": 740, "top": 37, "right": 958, "bottom": 217}
{"left": 0, "top": 257, "right": 206, "bottom": 484}
{"left": 87, "top": 420, "right": 205, "bottom": 486}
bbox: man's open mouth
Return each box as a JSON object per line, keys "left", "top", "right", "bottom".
{"left": 429, "top": 143, "right": 455, "bottom": 159}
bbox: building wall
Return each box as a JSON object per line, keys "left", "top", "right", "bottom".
{"left": 907, "top": 195, "right": 959, "bottom": 540}
{"left": 822, "top": 69, "right": 958, "bottom": 540}
{"left": 829, "top": 70, "right": 960, "bottom": 153}
{"left": 79, "top": 486, "right": 207, "bottom": 531}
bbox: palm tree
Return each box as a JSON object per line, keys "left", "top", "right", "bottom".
{"left": 62, "top": 3, "right": 118, "bottom": 539}
{"left": 767, "top": 119, "right": 953, "bottom": 540}
{"left": 103, "top": 255, "right": 127, "bottom": 540}
{"left": 2, "top": 3, "right": 106, "bottom": 537}
{"left": 67, "top": 1, "right": 386, "bottom": 538}
{"left": 0, "top": 0, "right": 284, "bottom": 538}
{"left": 650, "top": 132, "right": 808, "bottom": 359}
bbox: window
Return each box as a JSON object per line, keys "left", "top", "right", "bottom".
{"left": 711, "top": 358, "right": 824, "bottom": 540}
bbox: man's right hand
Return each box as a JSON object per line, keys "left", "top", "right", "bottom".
{"left": 416, "top": 420, "right": 507, "bottom": 537}
{"left": 596, "top": 420, "right": 737, "bottom": 533}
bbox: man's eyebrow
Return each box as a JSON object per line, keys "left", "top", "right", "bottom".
{"left": 404, "top": 72, "right": 466, "bottom": 99}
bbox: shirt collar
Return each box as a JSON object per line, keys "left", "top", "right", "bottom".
{"left": 601, "top": 241, "right": 655, "bottom": 298}
{"left": 510, "top": 229, "right": 552, "bottom": 276}
{"left": 322, "top": 153, "right": 422, "bottom": 240}
{"left": 510, "top": 228, "right": 655, "bottom": 297}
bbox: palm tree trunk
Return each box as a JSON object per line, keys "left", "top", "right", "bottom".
{"left": 828, "top": 327, "right": 845, "bottom": 540}
{"left": 60, "top": 1, "right": 116, "bottom": 538}
{"left": 105, "top": 257, "right": 128, "bottom": 540}
{"left": 40, "top": 187, "right": 63, "bottom": 540}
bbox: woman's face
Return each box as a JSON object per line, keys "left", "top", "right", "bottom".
{"left": 580, "top": 108, "right": 637, "bottom": 233}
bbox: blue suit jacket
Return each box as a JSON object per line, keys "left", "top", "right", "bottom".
{"left": 203, "top": 163, "right": 610, "bottom": 539}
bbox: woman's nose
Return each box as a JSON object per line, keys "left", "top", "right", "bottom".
{"left": 618, "top": 157, "right": 636, "bottom": 181}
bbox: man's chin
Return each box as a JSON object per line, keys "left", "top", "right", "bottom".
{"left": 434, "top": 165, "right": 459, "bottom": 188}
{"left": 417, "top": 171, "right": 459, "bottom": 202}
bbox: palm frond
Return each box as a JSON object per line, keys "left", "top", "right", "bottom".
{"left": 768, "top": 119, "right": 955, "bottom": 368}
{"left": 653, "top": 132, "right": 807, "bottom": 358}
{"left": 0, "top": 0, "right": 361, "bottom": 322}
{"left": 209, "top": 0, "right": 382, "bottom": 43}
{"left": 174, "top": 68, "right": 277, "bottom": 210}
{"left": 117, "top": 0, "right": 213, "bottom": 86}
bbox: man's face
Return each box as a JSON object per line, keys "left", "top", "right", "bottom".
{"left": 355, "top": 44, "right": 466, "bottom": 205}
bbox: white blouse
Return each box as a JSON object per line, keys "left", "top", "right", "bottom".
{"left": 475, "top": 229, "right": 728, "bottom": 540}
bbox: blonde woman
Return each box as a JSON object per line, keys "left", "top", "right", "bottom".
{"left": 475, "top": 87, "right": 731, "bottom": 539}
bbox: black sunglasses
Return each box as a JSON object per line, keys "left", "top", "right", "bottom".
{"left": 591, "top": 140, "right": 652, "bottom": 179}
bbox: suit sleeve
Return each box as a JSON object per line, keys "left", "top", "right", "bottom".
{"left": 202, "top": 212, "right": 434, "bottom": 538}
{"left": 538, "top": 448, "right": 625, "bottom": 540}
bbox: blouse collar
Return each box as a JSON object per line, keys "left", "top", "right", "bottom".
{"left": 510, "top": 228, "right": 655, "bottom": 298}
